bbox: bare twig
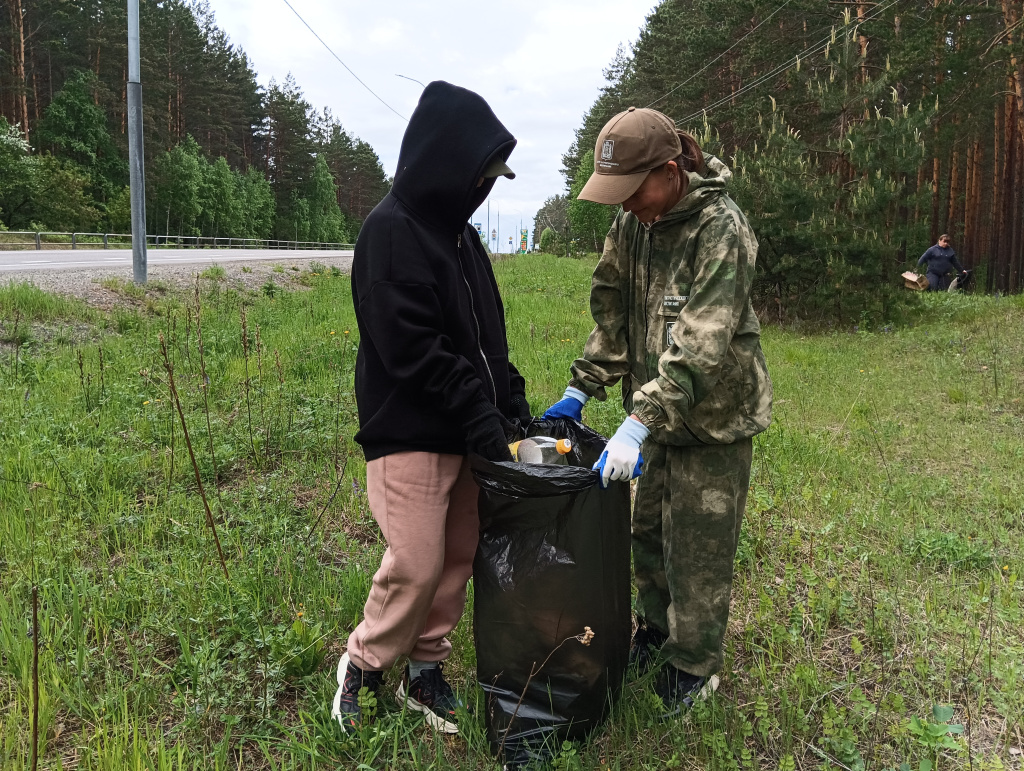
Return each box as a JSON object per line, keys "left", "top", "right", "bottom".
{"left": 304, "top": 456, "right": 349, "bottom": 545}
{"left": 192, "top": 280, "right": 223, "bottom": 506}
{"left": 11, "top": 309, "right": 21, "bottom": 377}
{"left": 160, "top": 334, "right": 229, "bottom": 580}
{"left": 497, "top": 626, "right": 595, "bottom": 757}
{"left": 240, "top": 305, "right": 257, "bottom": 460}
{"left": 30, "top": 585, "right": 39, "bottom": 771}
{"left": 254, "top": 324, "right": 269, "bottom": 461}
{"left": 799, "top": 738, "right": 854, "bottom": 771}
{"left": 865, "top": 401, "right": 894, "bottom": 494}
{"left": 76, "top": 349, "right": 89, "bottom": 410}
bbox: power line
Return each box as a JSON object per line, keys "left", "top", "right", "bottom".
{"left": 645, "top": 0, "right": 797, "bottom": 109}
{"left": 280, "top": 0, "right": 408, "bottom": 122}
{"left": 676, "top": 0, "right": 901, "bottom": 126}
{"left": 677, "top": 0, "right": 900, "bottom": 126}
{"left": 395, "top": 74, "right": 426, "bottom": 88}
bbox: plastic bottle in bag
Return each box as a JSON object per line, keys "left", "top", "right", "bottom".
{"left": 509, "top": 436, "right": 573, "bottom": 465}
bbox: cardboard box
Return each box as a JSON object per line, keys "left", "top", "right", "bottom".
{"left": 902, "top": 271, "right": 929, "bottom": 291}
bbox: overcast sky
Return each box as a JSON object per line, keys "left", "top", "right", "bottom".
{"left": 208, "top": 0, "right": 656, "bottom": 249}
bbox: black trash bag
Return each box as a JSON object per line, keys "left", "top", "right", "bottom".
{"left": 471, "top": 418, "right": 632, "bottom": 767}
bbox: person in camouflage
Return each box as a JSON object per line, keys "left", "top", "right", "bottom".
{"left": 543, "top": 107, "right": 772, "bottom": 713}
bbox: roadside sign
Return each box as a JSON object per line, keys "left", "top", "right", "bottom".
{"left": 474, "top": 223, "right": 482, "bottom": 235}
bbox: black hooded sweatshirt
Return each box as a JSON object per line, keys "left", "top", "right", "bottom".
{"left": 351, "top": 81, "right": 526, "bottom": 461}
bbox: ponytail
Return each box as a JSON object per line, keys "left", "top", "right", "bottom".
{"left": 674, "top": 131, "right": 705, "bottom": 175}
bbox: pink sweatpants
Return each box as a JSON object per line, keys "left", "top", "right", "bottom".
{"left": 346, "top": 452, "right": 480, "bottom": 671}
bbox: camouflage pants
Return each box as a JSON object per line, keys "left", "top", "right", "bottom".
{"left": 632, "top": 438, "right": 752, "bottom": 677}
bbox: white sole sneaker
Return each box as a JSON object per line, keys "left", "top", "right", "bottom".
{"left": 701, "top": 674, "right": 721, "bottom": 700}
{"left": 330, "top": 652, "right": 350, "bottom": 729}
{"left": 395, "top": 681, "right": 460, "bottom": 734}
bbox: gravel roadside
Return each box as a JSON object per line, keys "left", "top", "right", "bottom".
{"left": 1, "top": 254, "right": 354, "bottom": 309}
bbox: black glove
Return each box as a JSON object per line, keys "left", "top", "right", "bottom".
{"left": 465, "top": 407, "right": 514, "bottom": 463}
{"left": 508, "top": 394, "right": 533, "bottom": 424}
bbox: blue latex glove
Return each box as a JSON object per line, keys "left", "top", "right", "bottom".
{"left": 593, "top": 416, "right": 649, "bottom": 488}
{"left": 542, "top": 386, "right": 589, "bottom": 422}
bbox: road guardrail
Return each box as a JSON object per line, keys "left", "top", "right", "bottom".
{"left": 0, "top": 231, "right": 355, "bottom": 252}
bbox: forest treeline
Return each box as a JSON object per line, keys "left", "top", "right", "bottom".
{"left": 0, "top": 0, "right": 389, "bottom": 242}
{"left": 539, "top": 0, "right": 1024, "bottom": 318}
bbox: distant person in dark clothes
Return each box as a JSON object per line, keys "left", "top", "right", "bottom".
{"left": 917, "top": 234, "right": 964, "bottom": 291}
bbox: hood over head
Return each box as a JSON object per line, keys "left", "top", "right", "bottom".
{"left": 391, "top": 81, "right": 516, "bottom": 233}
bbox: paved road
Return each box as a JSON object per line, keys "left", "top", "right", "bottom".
{"left": 0, "top": 247, "right": 354, "bottom": 272}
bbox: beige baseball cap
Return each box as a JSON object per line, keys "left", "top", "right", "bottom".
{"left": 578, "top": 107, "right": 682, "bottom": 204}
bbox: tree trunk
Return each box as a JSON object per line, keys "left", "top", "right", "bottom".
{"left": 9, "top": 0, "right": 29, "bottom": 141}
{"left": 94, "top": 44, "right": 101, "bottom": 104}
{"left": 946, "top": 141, "right": 960, "bottom": 240}
{"left": 999, "top": 89, "right": 1016, "bottom": 292}
{"left": 1002, "top": 0, "right": 1024, "bottom": 142}
{"left": 30, "top": 41, "right": 39, "bottom": 124}
{"left": 1011, "top": 132, "right": 1023, "bottom": 292}
{"left": 930, "top": 135, "right": 941, "bottom": 244}
{"left": 915, "top": 163, "right": 925, "bottom": 225}
{"left": 989, "top": 100, "right": 1003, "bottom": 292}
{"left": 962, "top": 142, "right": 974, "bottom": 266}
{"left": 969, "top": 139, "right": 983, "bottom": 268}
{"left": 121, "top": 67, "right": 127, "bottom": 135}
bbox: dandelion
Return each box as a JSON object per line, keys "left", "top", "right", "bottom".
{"left": 344, "top": 330, "right": 350, "bottom": 335}
{"left": 297, "top": 611, "right": 304, "bottom": 618}
{"left": 330, "top": 331, "right": 336, "bottom": 335}
{"left": 1004, "top": 565, "right": 1009, "bottom": 571}
{"left": 143, "top": 400, "right": 150, "bottom": 405}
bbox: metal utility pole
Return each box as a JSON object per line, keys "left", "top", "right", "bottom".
{"left": 127, "top": 0, "right": 147, "bottom": 284}
{"left": 487, "top": 200, "right": 490, "bottom": 254}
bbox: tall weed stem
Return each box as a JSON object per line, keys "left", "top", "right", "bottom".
{"left": 160, "top": 334, "right": 230, "bottom": 580}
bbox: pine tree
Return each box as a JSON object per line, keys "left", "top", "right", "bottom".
{"left": 568, "top": 150, "right": 615, "bottom": 254}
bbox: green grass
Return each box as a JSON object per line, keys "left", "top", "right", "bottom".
{"left": 1, "top": 254, "right": 1022, "bottom": 770}
{"left": 200, "top": 264, "right": 227, "bottom": 281}
{"left": 0, "top": 281, "right": 97, "bottom": 323}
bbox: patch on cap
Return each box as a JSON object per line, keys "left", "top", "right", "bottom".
{"left": 578, "top": 107, "right": 682, "bottom": 205}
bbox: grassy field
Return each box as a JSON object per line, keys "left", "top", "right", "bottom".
{"left": 1, "top": 254, "right": 1022, "bottom": 770}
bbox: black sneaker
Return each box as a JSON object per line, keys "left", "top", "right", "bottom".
{"left": 653, "top": 666, "right": 720, "bottom": 718}
{"left": 330, "top": 652, "right": 384, "bottom": 733}
{"left": 396, "top": 662, "right": 462, "bottom": 734}
{"left": 629, "top": 617, "right": 668, "bottom": 675}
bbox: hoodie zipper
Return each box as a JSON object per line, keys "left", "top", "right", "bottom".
{"left": 642, "top": 222, "right": 654, "bottom": 383}
{"left": 456, "top": 233, "right": 498, "bottom": 405}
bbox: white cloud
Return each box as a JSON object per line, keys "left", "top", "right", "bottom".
{"left": 208, "top": 0, "right": 656, "bottom": 247}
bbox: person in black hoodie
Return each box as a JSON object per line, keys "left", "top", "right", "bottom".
{"left": 331, "top": 81, "right": 530, "bottom": 736}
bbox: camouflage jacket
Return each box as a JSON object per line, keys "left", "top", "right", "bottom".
{"left": 570, "top": 155, "right": 772, "bottom": 445}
